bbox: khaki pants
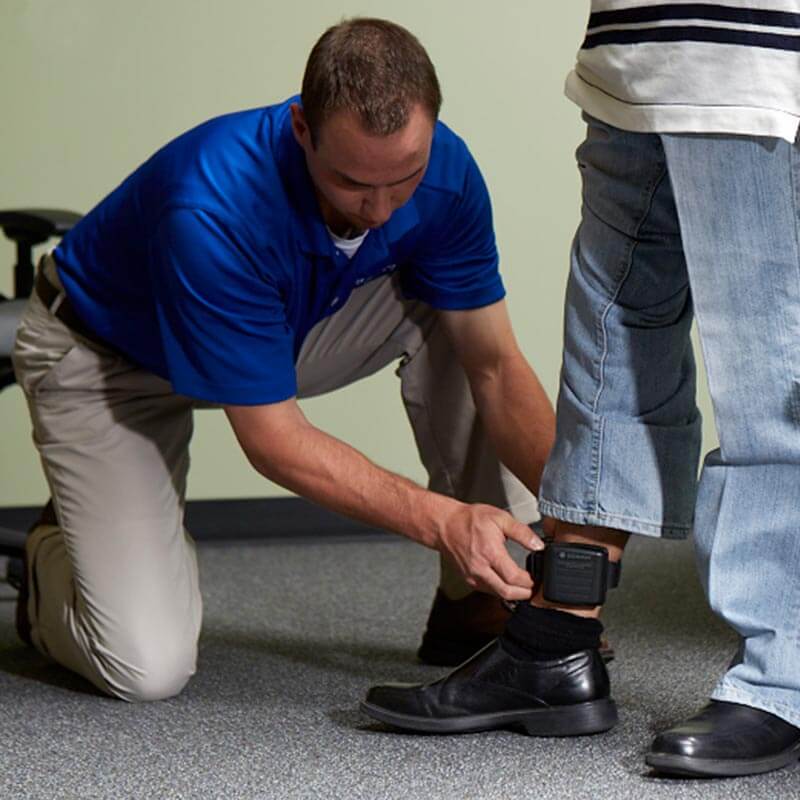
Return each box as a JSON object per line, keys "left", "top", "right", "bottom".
{"left": 12, "top": 255, "right": 536, "bottom": 701}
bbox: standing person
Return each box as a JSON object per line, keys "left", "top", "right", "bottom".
{"left": 363, "top": 1, "right": 800, "bottom": 778}
{"left": 10, "top": 18, "right": 557, "bottom": 702}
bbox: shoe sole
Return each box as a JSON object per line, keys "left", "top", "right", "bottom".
{"left": 360, "top": 698, "right": 617, "bottom": 736}
{"left": 646, "top": 740, "right": 800, "bottom": 778}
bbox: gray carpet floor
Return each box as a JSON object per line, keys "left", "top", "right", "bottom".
{"left": 1, "top": 533, "right": 798, "bottom": 799}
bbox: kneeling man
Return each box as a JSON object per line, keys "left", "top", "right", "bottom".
{"left": 12, "top": 18, "right": 554, "bottom": 701}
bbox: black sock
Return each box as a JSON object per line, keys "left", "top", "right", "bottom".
{"left": 499, "top": 604, "right": 603, "bottom": 661}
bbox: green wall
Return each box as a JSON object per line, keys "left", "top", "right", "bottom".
{"left": 0, "top": 1, "right": 715, "bottom": 506}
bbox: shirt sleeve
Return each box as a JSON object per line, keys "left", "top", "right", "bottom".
{"left": 401, "top": 152, "right": 506, "bottom": 310}
{"left": 152, "top": 208, "right": 297, "bottom": 405}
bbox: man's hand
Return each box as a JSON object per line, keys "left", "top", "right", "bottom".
{"left": 436, "top": 503, "right": 543, "bottom": 601}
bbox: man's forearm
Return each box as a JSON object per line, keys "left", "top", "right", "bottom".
{"left": 237, "top": 412, "right": 450, "bottom": 548}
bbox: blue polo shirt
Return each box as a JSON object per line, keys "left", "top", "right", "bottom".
{"left": 54, "top": 97, "right": 504, "bottom": 405}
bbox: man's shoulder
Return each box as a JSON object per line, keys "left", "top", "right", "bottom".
{"left": 150, "top": 100, "right": 298, "bottom": 236}
{"left": 421, "top": 120, "right": 478, "bottom": 196}
{"left": 176, "top": 99, "right": 293, "bottom": 149}
{"left": 153, "top": 100, "right": 291, "bottom": 183}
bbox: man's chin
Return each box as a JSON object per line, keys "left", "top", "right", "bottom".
{"left": 361, "top": 218, "right": 388, "bottom": 230}
{"left": 331, "top": 213, "right": 385, "bottom": 235}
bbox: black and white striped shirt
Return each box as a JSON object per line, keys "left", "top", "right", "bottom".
{"left": 566, "top": 1, "right": 800, "bottom": 142}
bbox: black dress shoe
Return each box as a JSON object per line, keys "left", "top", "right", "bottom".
{"left": 647, "top": 700, "right": 800, "bottom": 777}
{"left": 362, "top": 639, "right": 617, "bottom": 735}
{"left": 417, "top": 589, "right": 615, "bottom": 667}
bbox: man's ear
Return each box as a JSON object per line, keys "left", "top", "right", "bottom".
{"left": 290, "top": 103, "right": 312, "bottom": 150}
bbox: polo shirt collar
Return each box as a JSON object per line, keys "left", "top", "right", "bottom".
{"left": 275, "top": 109, "right": 332, "bottom": 257}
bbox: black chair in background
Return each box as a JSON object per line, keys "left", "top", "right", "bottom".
{"left": 0, "top": 209, "right": 81, "bottom": 558}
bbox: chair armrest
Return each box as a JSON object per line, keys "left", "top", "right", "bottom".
{"left": 0, "top": 208, "right": 82, "bottom": 245}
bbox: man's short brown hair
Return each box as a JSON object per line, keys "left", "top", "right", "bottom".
{"left": 301, "top": 18, "right": 442, "bottom": 146}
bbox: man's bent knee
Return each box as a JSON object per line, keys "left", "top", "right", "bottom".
{"left": 99, "top": 638, "right": 198, "bottom": 702}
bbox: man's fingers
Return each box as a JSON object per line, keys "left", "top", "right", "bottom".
{"left": 492, "top": 548, "right": 533, "bottom": 590}
{"left": 478, "top": 568, "right": 532, "bottom": 602}
{"left": 502, "top": 518, "right": 545, "bottom": 551}
{"left": 503, "top": 583, "right": 534, "bottom": 602}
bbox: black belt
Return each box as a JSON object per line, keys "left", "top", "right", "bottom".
{"left": 35, "top": 269, "right": 110, "bottom": 349}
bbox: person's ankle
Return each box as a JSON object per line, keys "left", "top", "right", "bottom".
{"left": 547, "top": 519, "right": 628, "bottom": 560}
{"left": 500, "top": 604, "right": 604, "bottom": 661}
{"left": 533, "top": 519, "right": 628, "bottom": 618}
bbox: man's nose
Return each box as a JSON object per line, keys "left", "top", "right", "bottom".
{"left": 364, "top": 188, "right": 393, "bottom": 226}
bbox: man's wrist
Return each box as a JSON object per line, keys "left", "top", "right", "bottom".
{"left": 406, "top": 489, "right": 461, "bottom": 550}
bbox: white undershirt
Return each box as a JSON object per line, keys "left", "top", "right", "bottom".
{"left": 327, "top": 227, "right": 369, "bottom": 260}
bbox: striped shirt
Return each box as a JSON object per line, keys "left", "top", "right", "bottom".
{"left": 565, "top": 2, "right": 800, "bottom": 142}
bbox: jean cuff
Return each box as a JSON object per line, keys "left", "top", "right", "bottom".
{"left": 712, "top": 678, "right": 800, "bottom": 730}
{"left": 539, "top": 386, "right": 701, "bottom": 540}
{"left": 537, "top": 499, "right": 690, "bottom": 539}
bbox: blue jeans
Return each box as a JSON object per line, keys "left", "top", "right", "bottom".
{"left": 539, "top": 115, "right": 800, "bottom": 726}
